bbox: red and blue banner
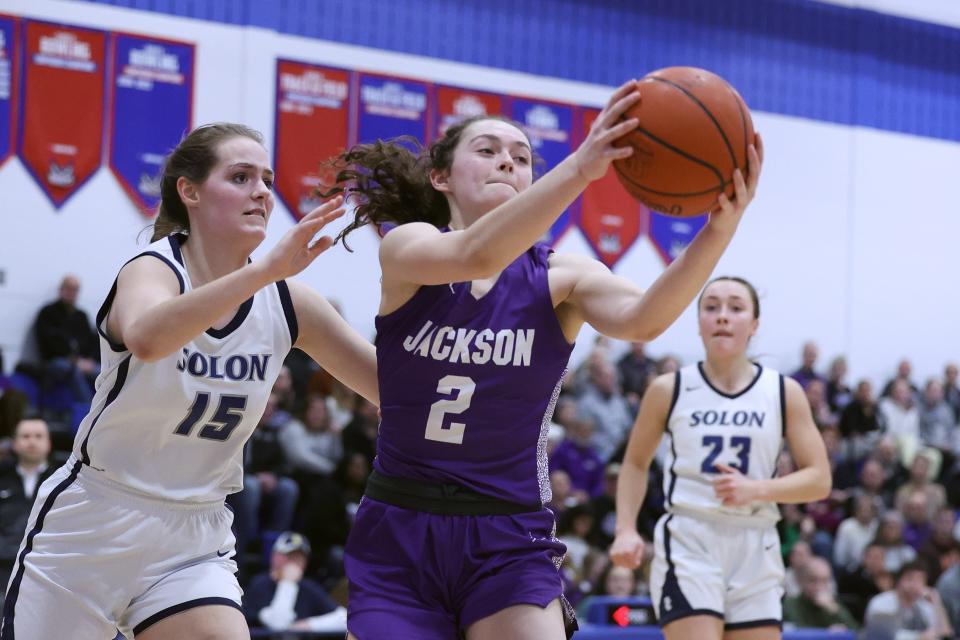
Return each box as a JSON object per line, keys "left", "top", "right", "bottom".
{"left": 274, "top": 60, "right": 351, "bottom": 220}
{"left": 108, "top": 33, "right": 194, "bottom": 216}
{"left": 357, "top": 73, "right": 429, "bottom": 145}
{"left": 576, "top": 108, "right": 643, "bottom": 267}
{"left": 0, "top": 15, "right": 18, "bottom": 167}
{"left": 433, "top": 85, "right": 503, "bottom": 139}
{"left": 511, "top": 97, "right": 576, "bottom": 246}
{"left": 648, "top": 213, "right": 708, "bottom": 265}
{"left": 18, "top": 21, "right": 106, "bottom": 208}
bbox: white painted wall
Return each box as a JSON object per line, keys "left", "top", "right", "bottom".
{"left": 1, "top": 0, "right": 957, "bottom": 393}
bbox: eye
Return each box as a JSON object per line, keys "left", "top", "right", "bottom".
{"left": 514, "top": 155, "right": 531, "bottom": 165}
{"left": 263, "top": 177, "right": 274, "bottom": 190}
{"left": 232, "top": 173, "right": 248, "bottom": 184}
{"left": 478, "top": 148, "right": 495, "bottom": 155}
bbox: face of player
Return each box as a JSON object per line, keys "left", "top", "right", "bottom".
{"left": 190, "top": 136, "right": 275, "bottom": 244}
{"left": 697, "top": 280, "right": 758, "bottom": 358}
{"left": 435, "top": 119, "right": 534, "bottom": 221}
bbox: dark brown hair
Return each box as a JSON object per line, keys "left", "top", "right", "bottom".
{"left": 322, "top": 115, "right": 530, "bottom": 249}
{"left": 698, "top": 276, "right": 760, "bottom": 319}
{"left": 150, "top": 122, "right": 264, "bottom": 242}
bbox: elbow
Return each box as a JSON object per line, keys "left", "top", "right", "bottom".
{"left": 814, "top": 468, "right": 833, "bottom": 501}
{"left": 125, "top": 331, "right": 169, "bottom": 363}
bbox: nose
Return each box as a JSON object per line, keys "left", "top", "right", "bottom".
{"left": 497, "top": 153, "right": 514, "bottom": 173}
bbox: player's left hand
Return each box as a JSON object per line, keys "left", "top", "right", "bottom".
{"left": 707, "top": 132, "right": 763, "bottom": 235}
{"left": 711, "top": 463, "right": 762, "bottom": 506}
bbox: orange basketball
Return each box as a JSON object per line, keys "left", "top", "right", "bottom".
{"left": 612, "top": 67, "right": 755, "bottom": 217}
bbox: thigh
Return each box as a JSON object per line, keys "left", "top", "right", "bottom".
{"left": 663, "top": 614, "right": 724, "bottom": 640}
{"left": 134, "top": 604, "right": 249, "bottom": 640}
{"left": 725, "top": 625, "right": 782, "bottom": 640}
{"left": 725, "top": 527, "right": 784, "bottom": 627}
{"left": 650, "top": 514, "right": 725, "bottom": 626}
{"left": 465, "top": 598, "right": 565, "bottom": 640}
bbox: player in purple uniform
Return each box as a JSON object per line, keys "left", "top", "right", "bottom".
{"left": 329, "top": 80, "right": 763, "bottom": 639}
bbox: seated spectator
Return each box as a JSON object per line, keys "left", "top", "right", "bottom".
{"left": 0, "top": 418, "right": 55, "bottom": 593}
{"left": 863, "top": 560, "right": 953, "bottom": 640}
{"left": 918, "top": 507, "right": 960, "bottom": 584}
{"left": 557, "top": 503, "right": 597, "bottom": 577}
{"left": 806, "top": 379, "right": 838, "bottom": 429}
{"left": 918, "top": 378, "right": 957, "bottom": 457}
{"left": 879, "top": 379, "right": 921, "bottom": 461}
{"left": 577, "top": 359, "right": 633, "bottom": 462}
{"left": 825, "top": 355, "right": 853, "bottom": 413}
{"left": 227, "top": 391, "right": 299, "bottom": 568}
{"left": 547, "top": 469, "right": 578, "bottom": 518}
{"left": 242, "top": 531, "right": 342, "bottom": 633}
{"left": 894, "top": 449, "right": 947, "bottom": 518}
{"left": 839, "top": 542, "right": 894, "bottom": 622}
{"left": 848, "top": 457, "right": 893, "bottom": 513}
{"left": 873, "top": 511, "right": 918, "bottom": 575}
{"left": 944, "top": 362, "right": 960, "bottom": 421}
{"left": 882, "top": 359, "right": 920, "bottom": 400}
{"left": 833, "top": 494, "right": 879, "bottom": 575}
{"left": 332, "top": 451, "right": 370, "bottom": 523}
{"left": 280, "top": 393, "right": 343, "bottom": 479}
{"left": 790, "top": 341, "right": 824, "bottom": 389}
{"left": 838, "top": 379, "right": 882, "bottom": 461}
{"left": 901, "top": 491, "right": 933, "bottom": 552}
{"left": 783, "top": 539, "right": 814, "bottom": 599}
{"left": 783, "top": 556, "right": 858, "bottom": 631}
{"left": 32, "top": 275, "right": 100, "bottom": 405}
{"left": 936, "top": 561, "right": 960, "bottom": 636}
{"left": 550, "top": 415, "right": 605, "bottom": 500}
{"left": 340, "top": 395, "right": 379, "bottom": 467}
{"left": 616, "top": 341, "right": 654, "bottom": 411}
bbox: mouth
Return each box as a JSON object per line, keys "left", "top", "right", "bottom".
{"left": 712, "top": 331, "right": 734, "bottom": 338}
{"left": 243, "top": 208, "right": 266, "bottom": 218}
{"left": 486, "top": 181, "right": 517, "bottom": 192}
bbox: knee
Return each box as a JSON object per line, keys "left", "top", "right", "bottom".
{"left": 276, "top": 477, "right": 300, "bottom": 501}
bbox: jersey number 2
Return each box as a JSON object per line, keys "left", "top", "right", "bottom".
{"left": 700, "top": 435, "right": 751, "bottom": 474}
{"left": 424, "top": 375, "right": 475, "bottom": 445}
{"left": 174, "top": 392, "right": 247, "bottom": 442}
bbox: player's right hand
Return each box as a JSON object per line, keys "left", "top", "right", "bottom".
{"left": 573, "top": 80, "right": 641, "bottom": 182}
{"left": 259, "top": 195, "right": 346, "bottom": 282}
{"left": 609, "top": 529, "right": 645, "bottom": 569}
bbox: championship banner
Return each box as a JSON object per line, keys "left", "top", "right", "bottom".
{"left": 511, "top": 97, "right": 576, "bottom": 246}
{"left": 108, "top": 33, "right": 194, "bottom": 216}
{"left": 433, "top": 85, "right": 503, "bottom": 139}
{"left": 274, "top": 60, "right": 351, "bottom": 220}
{"left": 18, "top": 21, "right": 106, "bottom": 208}
{"left": 0, "top": 15, "right": 17, "bottom": 167}
{"left": 576, "top": 108, "right": 643, "bottom": 266}
{"left": 648, "top": 212, "right": 708, "bottom": 265}
{"left": 357, "top": 73, "right": 429, "bottom": 145}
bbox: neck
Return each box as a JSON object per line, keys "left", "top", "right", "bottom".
{"left": 17, "top": 460, "right": 43, "bottom": 473}
{"left": 702, "top": 356, "right": 754, "bottom": 392}
{"left": 180, "top": 232, "right": 251, "bottom": 287}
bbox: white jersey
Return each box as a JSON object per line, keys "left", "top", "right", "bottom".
{"left": 73, "top": 234, "right": 296, "bottom": 501}
{"left": 661, "top": 362, "right": 784, "bottom": 525}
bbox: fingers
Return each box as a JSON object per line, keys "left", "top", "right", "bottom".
{"left": 301, "top": 194, "right": 344, "bottom": 222}
{"left": 732, "top": 168, "right": 748, "bottom": 204}
{"left": 598, "top": 90, "right": 641, "bottom": 130}
{"left": 746, "top": 143, "right": 762, "bottom": 191}
{"left": 600, "top": 117, "right": 640, "bottom": 144}
{"left": 604, "top": 79, "right": 642, "bottom": 111}
{"left": 714, "top": 463, "right": 740, "bottom": 475}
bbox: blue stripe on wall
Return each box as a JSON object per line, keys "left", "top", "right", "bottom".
{"left": 78, "top": 0, "right": 960, "bottom": 142}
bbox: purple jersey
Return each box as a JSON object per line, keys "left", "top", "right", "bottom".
{"left": 374, "top": 244, "right": 573, "bottom": 506}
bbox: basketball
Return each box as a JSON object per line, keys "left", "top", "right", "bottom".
{"left": 613, "top": 66, "right": 755, "bottom": 217}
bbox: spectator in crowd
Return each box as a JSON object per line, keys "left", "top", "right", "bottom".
{"left": 873, "top": 511, "right": 918, "bottom": 574}
{"left": 943, "top": 362, "right": 960, "bottom": 421}
{"left": 228, "top": 391, "right": 299, "bottom": 565}
{"left": 900, "top": 490, "right": 933, "bottom": 552}
{"left": 557, "top": 503, "right": 597, "bottom": 577}
{"left": 839, "top": 379, "right": 882, "bottom": 460}
{"left": 834, "top": 494, "right": 880, "bottom": 575}
{"left": 0, "top": 418, "right": 54, "bottom": 593}
{"left": 577, "top": 358, "right": 633, "bottom": 462}
{"left": 825, "top": 355, "right": 853, "bottom": 413}
{"left": 936, "top": 560, "right": 960, "bottom": 636}
{"left": 784, "top": 538, "right": 814, "bottom": 599}
{"left": 547, "top": 469, "right": 577, "bottom": 518}
{"left": 242, "top": 531, "right": 342, "bottom": 633}
{"left": 918, "top": 378, "right": 957, "bottom": 459}
{"left": 280, "top": 393, "right": 344, "bottom": 480}
{"left": 918, "top": 507, "right": 960, "bottom": 584}
{"left": 878, "top": 379, "right": 920, "bottom": 459}
{"left": 806, "top": 379, "right": 838, "bottom": 429}
{"left": 616, "top": 341, "right": 654, "bottom": 410}
{"left": 863, "top": 560, "right": 953, "bottom": 640}
{"left": 550, "top": 414, "right": 605, "bottom": 500}
{"left": 32, "top": 274, "right": 100, "bottom": 404}
{"left": 790, "top": 340, "right": 824, "bottom": 389}
{"left": 838, "top": 542, "right": 894, "bottom": 622}
{"left": 847, "top": 457, "right": 892, "bottom": 515}
{"left": 340, "top": 394, "right": 380, "bottom": 468}
{"left": 894, "top": 449, "right": 947, "bottom": 518}
{"left": 575, "top": 562, "right": 644, "bottom": 619}
{"left": 783, "top": 556, "right": 859, "bottom": 631}
{"left": 332, "top": 450, "right": 370, "bottom": 523}
{"left": 872, "top": 437, "right": 910, "bottom": 499}
{"left": 882, "top": 359, "right": 920, "bottom": 400}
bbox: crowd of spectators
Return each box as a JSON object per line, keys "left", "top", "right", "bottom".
{"left": 1, "top": 280, "right": 959, "bottom": 636}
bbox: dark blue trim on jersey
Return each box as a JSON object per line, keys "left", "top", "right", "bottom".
{"left": 80, "top": 355, "right": 132, "bottom": 466}
{"left": 74, "top": 0, "right": 960, "bottom": 142}
{"left": 276, "top": 279, "right": 298, "bottom": 345}
{"left": 133, "top": 597, "right": 241, "bottom": 635}
{"left": 168, "top": 233, "right": 185, "bottom": 266}
{"left": 1, "top": 460, "right": 82, "bottom": 639}
{"left": 697, "top": 362, "right": 763, "bottom": 399}
{"left": 657, "top": 514, "right": 720, "bottom": 627}
{"left": 726, "top": 618, "right": 782, "bottom": 630}
{"left": 779, "top": 374, "right": 787, "bottom": 437}
{"left": 664, "top": 371, "right": 681, "bottom": 508}
{"left": 205, "top": 297, "right": 254, "bottom": 338}
{"left": 95, "top": 251, "right": 186, "bottom": 353}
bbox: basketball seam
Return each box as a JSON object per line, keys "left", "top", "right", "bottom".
{"left": 731, "top": 88, "right": 749, "bottom": 170}
{"left": 649, "top": 76, "right": 738, "bottom": 177}
{"left": 614, "top": 162, "right": 730, "bottom": 198}
{"left": 618, "top": 126, "right": 726, "bottom": 192}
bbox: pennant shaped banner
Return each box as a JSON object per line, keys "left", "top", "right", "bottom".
{"left": 511, "top": 97, "right": 576, "bottom": 246}
{"left": 0, "top": 15, "right": 18, "bottom": 167}
{"left": 274, "top": 60, "right": 351, "bottom": 220}
{"left": 576, "top": 108, "right": 643, "bottom": 267}
{"left": 648, "top": 212, "right": 708, "bottom": 265}
{"left": 108, "top": 33, "right": 194, "bottom": 216}
{"left": 357, "top": 73, "right": 429, "bottom": 144}
{"left": 432, "top": 85, "right": 503, "bottom": 140}
{"left": 18, "top": 21, "right": 106, "bottom": 208}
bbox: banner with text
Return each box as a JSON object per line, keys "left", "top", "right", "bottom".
{"left": 433, "top": 85, "right": 503, "bottom": 139}
{"left": 0, "top": 15, "right": 17, "bottom": 167}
